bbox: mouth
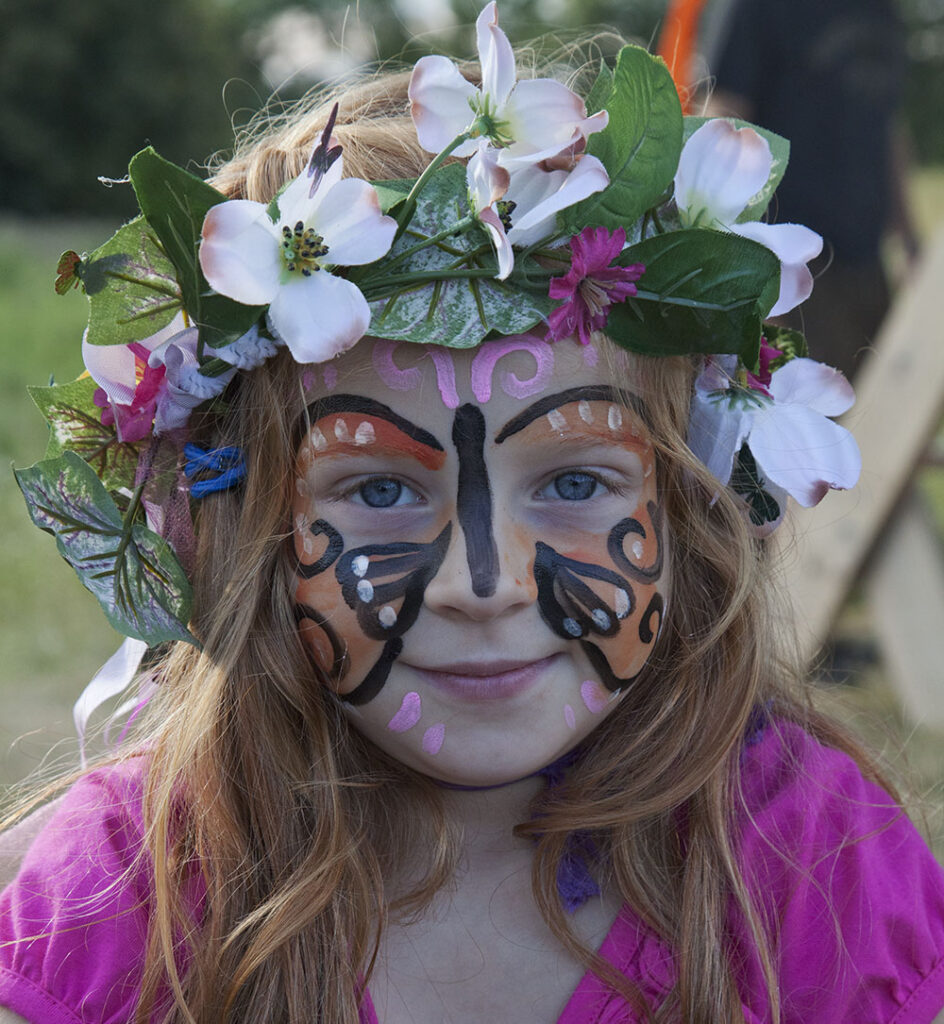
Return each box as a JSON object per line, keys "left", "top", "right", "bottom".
{"left": 406, "top": 654, "right": 561, "bottom": 701}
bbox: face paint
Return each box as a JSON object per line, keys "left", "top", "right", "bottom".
{"left": 387, "top": 691, "right": 422, "bottom": 732}
{"left": 291, "top": 338, "right": 671, "bottom": 786}
{"left": 370, "top": 339, "right": 460, "bottom": 408}
{"left": 422, "top": 723, "right": 446, "bottom": 754}
{"left": 293, "top": 395, "right": 452, "bottom": 704}
{"left": 496, "top": 386, "right": 666, "bottom": 694}
{"left": 469, "top": 334, "right": 554, "bottom": 402}
{"left": 452, "top": 404, "right": 499, "bottom": 598}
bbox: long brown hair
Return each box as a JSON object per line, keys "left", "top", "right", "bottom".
{"left": 23, "top": 67, "right": 892, "bottom": 1024}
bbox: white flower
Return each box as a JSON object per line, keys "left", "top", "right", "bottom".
{"left": 467, "top": 143, "right": 609, "bottom": 279}
{"left": 688, "top": 355, "right": 861, "bottom": 508}
{"left": 409, "top": 1, "right": 607, "bottom": 166}
{"left": 674, "top": 120, "right": 823, "bottom": 316}
{"left": 199, "top": 151, "right": 397, "bottom": 364}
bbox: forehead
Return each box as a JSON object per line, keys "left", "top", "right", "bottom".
{"left": 299, "top": 335, "right": 646, "bottom": 432}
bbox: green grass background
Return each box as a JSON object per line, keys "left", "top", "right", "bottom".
{"left": 2, "top": 174, "right": 944, "bottom": 852}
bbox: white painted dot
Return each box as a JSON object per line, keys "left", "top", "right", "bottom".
{"left": 356, "top": 579, "right": 374, "bottom": 602}
{"left": 591, "top": 608, "right": 611, "bottom": 630}
{"left": 303, "top": 535, "right": 313, "bottom": 555}
{"left": 294, "top": 513, "right": 307, "bottom": 532}
{"left": 334, "top": 418, "right": 352, "bottom": 442}
{"left": 578, "top": 400, "right": 593, "bottom": 424}
{"left": 562, "top": 617, "right": 582, "bottom": 637}
{"left": 644, "top": 463, "right": 653, "bottom": 478}
{"left": 632, "top": 540, "right": 644, "bottom": 560}
{"left": 547, "top": 409, "right": 567, "bottom": 432}
{"left": 615, "top": 589, "right": 630, "bottom": 619}
{"left": 354, "top": 421, "right": 375, "bottom": 445}
{"left": 352, "top": 555, "right": 369, "bottom": 578}
{"left": 295, "top": 477, "right": 307, "bottom": 496}
{"left": 607, "top": 404, "right": 623, "bottom": 430}
{"left": 311, "top": 427, "right": 327, "bottom": 451}
{"left": 378, "top": 606, "right": 397, "bottom": 628}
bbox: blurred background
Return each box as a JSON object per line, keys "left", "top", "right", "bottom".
{"left": 2, "top": 0, "right": 943, "bottom": 848}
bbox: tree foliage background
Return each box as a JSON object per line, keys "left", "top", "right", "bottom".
{"left": 2, "top": 0, "right": 942, "bottom": 218}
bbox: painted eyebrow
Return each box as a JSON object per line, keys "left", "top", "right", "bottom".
{"left": 493, "top": 385, "right": 652, "bottom": 444}
{"left": 304, "top": 394, "right": 445, "bottom": 452}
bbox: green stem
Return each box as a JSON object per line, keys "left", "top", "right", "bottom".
{"left": 112, "top": 479, "right": 145, "bottom": 571}
{"left": 356, "top": 215, "right": 477, "bottom": 285}
{"left": 394, "top": 131, "right": 473, "bottom": 242}
{"left": 633, "top": 288, "right": 740, "bottom": 312}
{"left": 363, "top": 266, "right": 499, "bottom": 299}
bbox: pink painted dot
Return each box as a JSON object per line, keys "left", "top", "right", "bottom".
{"left": 322, "top": 365, "right": 339, "bottom": 391}
{"left": 564, "top": 704, "right": 576, "bottom": 730}
{"left": 422, "top": 723, "right": 446, "bottom": 754}
{"left": 580, "top": 680, "right": 610, "bottom": 714}
{"left": 582, "top": 344, "right": 599, "bottom": 367}
{"left": 387, "top": 691, "right": 421, "bottom": 733}
{"left": 301, "top": 370, "right": 316, "bottom": 391}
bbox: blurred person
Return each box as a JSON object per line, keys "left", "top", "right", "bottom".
{"left": 704, "top": 0, "right": 920, "bottom": 381}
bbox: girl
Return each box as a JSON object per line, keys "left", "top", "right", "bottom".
{"left": 3, "top": 6, "right": 944, "bottom": 1021}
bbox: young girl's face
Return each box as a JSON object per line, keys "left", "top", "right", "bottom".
{"left": 291, "top": 335, "right": 669, "bottom": 785}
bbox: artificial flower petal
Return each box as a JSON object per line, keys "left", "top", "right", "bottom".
{"left": 409, "top": 55, "right": 481, "bottom": 156}
{"left": 675, "top": 120, "right": 772, "bottom": 228}
{"left": 476, "top": 1, "right": 515, "bottom": 107}
{"left": 266, "top": 271, "right": 370, "bottom": 363}
{"left": 279, "top": 152, "right": 345, "bottom": 225}
{"left": 748, "top": 401, "right": 861, "bottom": 506}
{"left": 503, "top": 79, "right": 602, "bottom": 162}
{"left": 200, "top": 200, "right": 281, "bottom": 306}
{"left": 314, "top": 178, "right": 398, "bottom": 266}
{"left": 767, "top": 356, "right": 855, "bottom": 417}
{"left": 731, "top": 221, "right": 823, "bottom": 315}
{"left": 687, "top": 389, "right": 754, "bottom": 489}
{"left": 82, "top": 315, "right": 186, "bottom": 407}
{"left": 506, "top": 155, "right": 609, "bottom": 245}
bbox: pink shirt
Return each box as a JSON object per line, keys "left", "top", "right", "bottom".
{"left": 3, "top": 721, "right": 944, "bottom": 1023}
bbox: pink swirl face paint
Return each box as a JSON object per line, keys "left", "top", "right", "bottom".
{"left": 564, "top": 704, "right": 577, "bottom": 730}
{"left": 387, "top": 691, "right": 422, "bottom": 732}
{"left": 470, "top": 335, "right": 554, "bottom": 402}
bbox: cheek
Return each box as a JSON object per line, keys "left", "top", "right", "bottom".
{"left": 292, "top": 502, "right": 453, "bottom": 698}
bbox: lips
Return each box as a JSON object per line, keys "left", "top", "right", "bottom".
{"left": 407, "top": 653, "right": 561, "bottom": 701}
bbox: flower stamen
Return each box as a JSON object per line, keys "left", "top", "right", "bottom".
{"left": 281, "top": 221, "right": 330, "bottom": 277}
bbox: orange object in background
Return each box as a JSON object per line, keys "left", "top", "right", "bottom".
{"left": 655, "top": 0, "right": 708, "bottom": 113}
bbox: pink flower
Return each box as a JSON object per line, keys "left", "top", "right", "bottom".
{"left": 745, "top": 338, "right": 783, "bottom": 397}
{"left": 545, "top": 227, "right": 644, "bottom": 345}
{"left": 92, "top": 342, "right": 166, "bottom": 443}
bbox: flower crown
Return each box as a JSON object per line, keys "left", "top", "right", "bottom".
{"left": 17, "top": 1, "right": 860, "bottom": 653}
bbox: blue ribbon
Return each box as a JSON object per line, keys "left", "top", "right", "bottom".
{"left": 183, "top": 443, "right": 246, "bottom": 498}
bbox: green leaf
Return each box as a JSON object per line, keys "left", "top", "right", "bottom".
{"left": 372, "top": 178, "right": 415, "bottom": 214}
{"left": 82, "top": 216, "right": 182, "bottom": 346}
{"left": 584, "top": 60, "right": 614, "bottom": 117}
{"left": 362, "top": 163, "right": 552, "bottom": 348}
{"left": 682, "top": 116, "right": 790, "bottom": 223}
{"left": 605, "top": 228, "right": 781, "bottom": 366}
{"left": 128, "top": 147, "right": 264, "bottom": 349}
{"left": 561, "top": 46, "right": 683, "bottom": 234}
{"left": 763, "top": 324, "right": 809, "bottom": 368}
{"left": 15, "top": 451, "right": 194, "bottom": 646}
{"left": 28, "top": 376, "right": 140, "bottom": 493}
{"left": 730, "top": 444, "right": 782, "bottom": 527}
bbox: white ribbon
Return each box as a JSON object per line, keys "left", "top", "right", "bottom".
{"left": 73, "top": 637, "right": 148, "bottom": 766}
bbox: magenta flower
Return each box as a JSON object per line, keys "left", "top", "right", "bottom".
{"left": 745, "top": 338, "right": 783, "bottom": 397}
{"left": 92, "top": 342, "right": 166, "bottom": 443}
{"left": 546, "top": 227, "right": 644, "bottom": 345}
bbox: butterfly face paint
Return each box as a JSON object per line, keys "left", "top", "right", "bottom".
{"left": 291, "top": 338, "right": 669, "bottom": 786}
{"left": 495, "top": 385, "right": 666, "bottom": 694}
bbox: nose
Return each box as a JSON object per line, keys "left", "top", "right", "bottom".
{"left": 422, "top": 511, "right": 537, "bottom": 621}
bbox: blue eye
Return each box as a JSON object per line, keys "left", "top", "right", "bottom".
{"left": 353, "top": 477, "right": 423, "bottom": 508}
{"left": 552, "top": 472, "right": 600, "bottom": 501}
